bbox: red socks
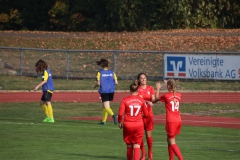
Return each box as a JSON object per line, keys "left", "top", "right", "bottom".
{"left": 126, "top": 147, "right": 140, "bottom": 160}
{"left": 127, "top": 147, "right": 133, "bottom": 160}
{"left": 168, "top": 144, "right": 175, "bottom": 160}
{"left": 140, "top": 139, "right": 146, "bottom": 154}
{"left": 170, "top": 144, "right": 183, "bottom": 160}
{"left": 147, "top": 137, "right": 153, "bottom": 157}
{"left": 134, "top": 148, "right": 140, "bottom": 160}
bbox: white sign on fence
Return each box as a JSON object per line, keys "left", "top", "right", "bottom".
{"left": 164, "top": 54, "right": 240, "bottom": 80}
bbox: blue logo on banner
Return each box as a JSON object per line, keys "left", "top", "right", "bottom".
{"left": 167, "top": 56, "right": 186, "bottom": 77}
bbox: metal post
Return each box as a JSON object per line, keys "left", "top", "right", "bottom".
{"left": 215, "top": 53, "right": 218, "bottom": 83}
{"left": 66, "top": 51, "right": 70, "bottom": 80}
{"left": 162, "top": 53, "right": 165, "bottom": 80}
{"left": 19, "top": 49, "right": 22, "bottom": 76}
{"left": 113, "top": 51, "right": 117, "bottom": 73}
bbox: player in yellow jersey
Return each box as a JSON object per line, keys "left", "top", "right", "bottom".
{"left": 34, "top": 59, "right": 55, "bottom": 123}
{"left": 94, "top": 58, "right": 118, "bottom": 125}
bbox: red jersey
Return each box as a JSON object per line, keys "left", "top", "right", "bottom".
{"left": 138, "top": 85, "right": 155, "bottom": 115}
{"left": 138, "top": 85, "right": 155, "bottom": 102}
{"left": 159, "top": 92, "right": 182, "bottom": 122}
{"left": 118, "top": 95, "right": 148, "bottom": 123}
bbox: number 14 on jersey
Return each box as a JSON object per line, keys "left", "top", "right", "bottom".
{"left": 170, "top": 101, "right": 179, "bottom": 112}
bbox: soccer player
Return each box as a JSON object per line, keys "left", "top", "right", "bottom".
{"left": 118, "top": 80, "right": 149, "bottom": 160}
{"left": 137, "top": 73, "right": 155, "bottom": 160}
{"left": 94, "top": 58, "right": 118, "bottom": 125}
{"left": 155, "top": 79, "right": 183, "bottom": 160}
{"left": 33, "top": 59, "right": 55, "bottom": 123}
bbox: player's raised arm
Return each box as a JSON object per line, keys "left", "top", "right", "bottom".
{"left": 155, "top": 81, "right": 162, "bottom": 102}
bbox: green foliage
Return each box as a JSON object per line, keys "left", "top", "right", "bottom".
{"left": 20, "top": 0, "right": 55, "bottom": 30}
{"left": 0, "top": 6, "right": 23, "bottom": 30}
{"left": 165, "top": 0, "right": 240, "bottom": 29}
{"left": 48, "top": 0, "right": 70, "bottom": 31}
{"left": 0, "top": 0, "right": 240, "bottom": 31}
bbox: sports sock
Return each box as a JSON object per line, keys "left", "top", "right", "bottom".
{"left": 105, "top": 107, "right": 114, "bottom": 116}
{"left": 47, "top": 104, "right": 54, "bottom": 119}
{"left": 147, "top": 137, "right": 153, "bottom": 157}
{"left": 127, "top": 147, "right": 133, "bottom": 160}
{"left": 171, "top": 144, "right": 183, "bottom": 160}
{"left": 102, "top": 109, "right": 108, "bottom": 122}
{"left": 41, "top": 104, "right": 49, "bottom": 117}
{"left": 140, "top": 139, "right": 146, "bottom": 157}
{"left": 134, "top": 148, "right": 140, "bottom": 160}
{"left": 168, "top": 144, "right": 175, "bottom": 160}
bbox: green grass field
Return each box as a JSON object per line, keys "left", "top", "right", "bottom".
{"left": 1, "top": 75, "right": 240, "bottom": 91}
{"left": 1, "top": 30, "right": 240, "bottom": 159}
{"left": 0, "top": 102, "right": 240, "bottom": 160}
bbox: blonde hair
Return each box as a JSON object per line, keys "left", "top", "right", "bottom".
{"left": 167, "top": 79, "right": 177, "bottom": 103}
{"left": 130, "top": 80, "right": 139, "bottom": 92}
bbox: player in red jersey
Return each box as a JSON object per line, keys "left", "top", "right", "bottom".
{"left": 118, "top": 80, "right": 149, "bottom": 160}
{"left": 155, "top": 79, "right": 183, "bottom": 160}
{"left": 137, "top": 73, "right": 155, "bottom": 160}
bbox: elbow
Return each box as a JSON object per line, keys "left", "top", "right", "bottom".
{"left": 143, "top": 115, "right": 148, "bottom": 118}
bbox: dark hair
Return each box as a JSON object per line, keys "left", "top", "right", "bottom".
{"left": 35, "top": 59, "right": 48, "bottom": 73}
{"left": 96, "top": 59, "right": 108, "bottom": 68}
{"left": 137, "top": 73, "right": 147, "bottom": 86}
{"left": 130, "top": 80, "right": 139, "bottom": 92}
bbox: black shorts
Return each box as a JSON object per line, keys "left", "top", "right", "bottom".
{"left": 100, "top": 93, "right": 114, "bottom": 102}
{"left": 41, "top": 91, "right": 53, "bottom": 101}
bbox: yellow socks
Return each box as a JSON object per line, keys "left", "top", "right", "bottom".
{"left": 101, "top": 107, "right": 114, "bottom": 122}
{"left": 102, "top": 109, "right": 108, "bottom": 122}
{"left": 105, "top": 107, "right": 114, "bottom": 116}
{"left": 47, "top": 104, "right": 54, "bottom": 119}
{"left": 42, "top": 104, "right": 49, "bottom": 117}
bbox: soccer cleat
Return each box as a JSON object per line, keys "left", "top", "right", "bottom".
{"left": 99, "top": 121, "right": 106, "bottom": 125}
{"left": 47, "top": 118, "right": 55, "bottom": 123}
{"left": 112, "top": 115, "right": 118, "bottom": 125}
{"left": 140, "top": 152, "right": 147, "bottom": 160}
{"left": 148, "top": 153, "right": 153, "bottom": 160}
{"left": 42, "top": 117, "right": 50, "bottom": 122}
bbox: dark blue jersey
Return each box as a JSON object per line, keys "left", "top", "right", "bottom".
{"left": 98, "top": 69, "right": 115, "bottom": 93}
{"left": 42, "top": 69, "right": 54, "bottom": 92}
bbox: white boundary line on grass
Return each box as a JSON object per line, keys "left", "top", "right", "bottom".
{"left": 1, "top": 121, "right": 239, "bottom": 138}
{"left": 153, "top": 141, "right": 240, "bottom": 152}
{"left": 0, "top": 121, "right": 120, "bottom": 130}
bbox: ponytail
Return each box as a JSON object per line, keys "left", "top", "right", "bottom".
{"left": 167, "top": 79, "right": 177, "bottom": 104}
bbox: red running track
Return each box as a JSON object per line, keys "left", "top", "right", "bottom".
{"left": 0, "top": 91, "right": 240, "bottom": 103}
{"left": 1, "top": 91, "right": 240, "bottom": 129}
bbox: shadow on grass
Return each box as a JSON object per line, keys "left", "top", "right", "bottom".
{"left": 54, "top": 152, "right": 125, "bottom": 160}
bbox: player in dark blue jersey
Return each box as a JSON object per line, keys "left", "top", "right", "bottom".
{"left": 34, "top": 59, "right": 55, "bottom": 123}
{"left": 94, "top": 58, "right": 118, "bottom": 125}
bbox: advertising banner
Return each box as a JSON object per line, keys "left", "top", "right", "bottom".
{"left": 164, "top": 54, "right": 240, "bottom": 80}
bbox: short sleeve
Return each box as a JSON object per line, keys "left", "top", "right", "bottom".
{"left": 43, "top": 70, "right": 49, "bottom": 81}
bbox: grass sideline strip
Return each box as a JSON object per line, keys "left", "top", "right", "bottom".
{"left": 0, "top": 75, "right": 239, "bottom": 91}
